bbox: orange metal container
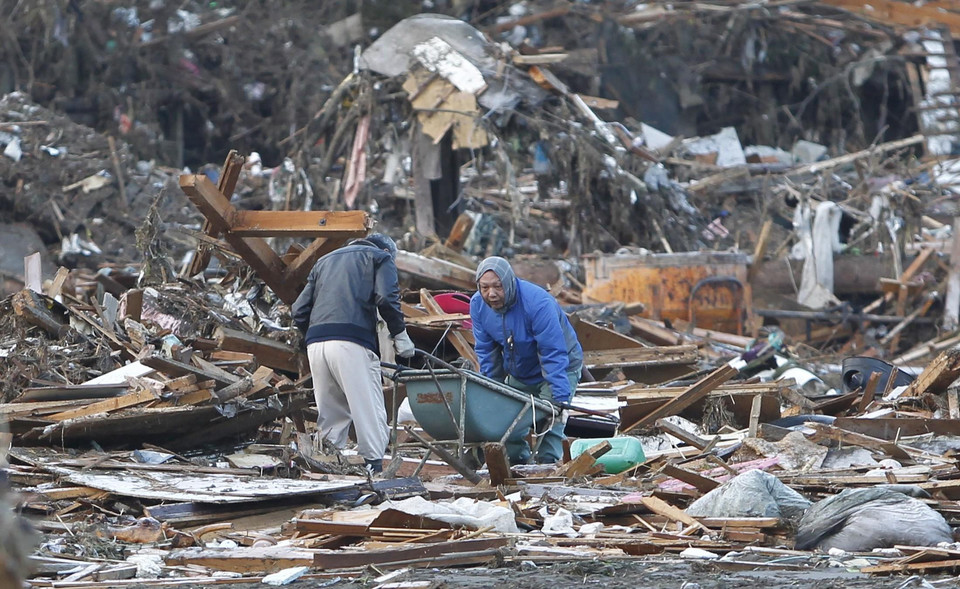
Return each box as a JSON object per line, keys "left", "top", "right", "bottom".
{"left": 582, "top": 252, "right": 749, "bottom": 333}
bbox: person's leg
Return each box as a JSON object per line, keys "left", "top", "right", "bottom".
{"left": 325, "top": 341, "right": 389, "bottom": 463}
{"left": 532, "top": 370, "right": 581, "bottom": 464}
{"left": 307, "top": 341, "right": 352, "bottom": 448}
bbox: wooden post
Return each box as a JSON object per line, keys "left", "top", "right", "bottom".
{"left": 24, "top": 252, "right": 41, "bottom": 293}
{"left": 412, "top": 126, "right": 437, "bottom": 239}
{"left": 945, "top": 216, "right": 960, "bottom": 331}
{"left": 747, "top": 394, "right": 763, "bottom": 438}
{"left": 482, "top": 442, "right": 511, "bottom": 486}
{"left": 857, "top": 371, "right": 881, "bottom": 413}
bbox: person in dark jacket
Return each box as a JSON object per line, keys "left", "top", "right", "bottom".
{"left": 470, "top": 256, "right": 583, "bottom": 464}
{"left": 291, "top": 233, "right": 415, "bottom": 473}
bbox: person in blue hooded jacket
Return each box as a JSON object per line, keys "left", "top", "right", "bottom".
{"left": 470, "top": 256, "right": 584, "bottom": 464}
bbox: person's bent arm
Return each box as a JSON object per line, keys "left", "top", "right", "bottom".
{"left": 530, "top": 300, "right": 571, "bottom": 404}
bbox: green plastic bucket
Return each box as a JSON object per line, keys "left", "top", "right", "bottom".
{"left": 570, "top": 437, "right": 646, "bottom": 474}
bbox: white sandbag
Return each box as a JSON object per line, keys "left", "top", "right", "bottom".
{"left": 685, "top": 469, "right": 811, "bottom": 523}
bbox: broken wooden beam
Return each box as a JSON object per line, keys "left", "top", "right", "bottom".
{"left": 482, "top": 442, "right": 511, "bottom": 487}
{"left": 395, "top": 250, "right": 476, "bottom": 291}
{"left": 583, "top": 345, "right": 699, "bottom": 369}
{"left": 655, "top": 418, "right": 709, "bottom": 450}
{"left": 660, "top": 463, "right": 721, "bottom": 493}
{"left": 141, "top": 354, "right": 237, "bottom": 387}
{"left": 903, "top": 346, "right": 960, "bottom": 397}
{"left": 552, "top": 440, "right": 611, "bottom": 478}
{"left": 313, "top": 537, "right": 510, "bottom": 570}
{"left": 47, "top": 388, "right": 160, "bottom": 422}
{"left": 214, "top": 326, "right": 301, "bottom": 374}
{"left": 639, "top": 495, "right": 711, "bottom": 534}
{"left": 622, "top": 361, "right": 741, "bottom": 432}
{"left": 12, "top": 289, "right": 68, "bottom": 338}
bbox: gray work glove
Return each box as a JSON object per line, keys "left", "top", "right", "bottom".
{"left": 393, "top": 330, "right": 415, "bottom": 358}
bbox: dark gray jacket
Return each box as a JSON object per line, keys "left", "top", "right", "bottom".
{"left": 291, "top": 239, "right": 406, "bottom": 354}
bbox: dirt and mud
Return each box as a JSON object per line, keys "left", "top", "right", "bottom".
{"left": 140, "top": 560, "right": 949, "bottom": 588}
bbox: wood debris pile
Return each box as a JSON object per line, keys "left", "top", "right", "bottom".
{"left": 9, "top": 0, "right": 960, "bottom": 587}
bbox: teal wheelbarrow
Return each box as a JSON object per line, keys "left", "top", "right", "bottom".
{"left": 381, "top": 350, "right": 561, "bottom": 473}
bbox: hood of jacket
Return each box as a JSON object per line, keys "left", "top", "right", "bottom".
{"left": 476, "top": 256, "right": 517, "bottom": 312}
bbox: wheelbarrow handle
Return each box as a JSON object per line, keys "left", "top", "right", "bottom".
{"left": 557, "top": 402, "right": 621, "bottom": 423}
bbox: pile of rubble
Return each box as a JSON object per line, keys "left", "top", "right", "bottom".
{"left": 8, "top": 0, "right": 960, "bottom": 587}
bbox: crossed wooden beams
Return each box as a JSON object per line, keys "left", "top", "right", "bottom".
{"left": 178, "top": 150, "right": 372, "bottom": 304}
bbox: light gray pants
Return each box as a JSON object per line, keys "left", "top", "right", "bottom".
{"left": 306, "top": 340, "right": 388, "bottom": 461}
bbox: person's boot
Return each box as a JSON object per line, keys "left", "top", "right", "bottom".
{"left": 364, "top": 459, "right": 383, "bottom": 474}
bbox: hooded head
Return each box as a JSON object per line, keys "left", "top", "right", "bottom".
{"left": 476, "top": 256, "right": 517, "bottom": 312}
{"left": 363, "top": 233, "right": 398, "bottom": 260}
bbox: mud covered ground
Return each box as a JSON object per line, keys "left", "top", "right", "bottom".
{"left": 123, "top": 560, "right": 953, "bottom": 588}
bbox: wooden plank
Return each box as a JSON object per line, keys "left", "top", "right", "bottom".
{"left": 552, "top": 440, "right": 611, "bottom": 478}
{"left": 406, "top": 313, "right": 471, "bottom": 326}
{"left": 619, "top": 380, "right": 788, "bottom": 401}
{"left": 157, "top": 389, "right": 215, "bottom": 407}
{"left": 862, "top": 558, "right": 960, "bottom": 575}
{"left": 228, "top": 210, "right": 370, "bottom": 238}
{"left": 821, "top": 0, "right": 960, "bottom": 35}
{"left": 164, "top": 374, "right": 198, "bottom": 391}
{"left": 583, "top": 346, "right": 699, "bottom": 369}
{"left": 395, "top": 251, "right": 476, "bottom": 291}
{"left": 747, "top": 220, "right": 773, "bottom": 283}
{"left": 47, "top": 388, "right": 159, "bottom": 421}
{"left": 295, "top": 519, "right": 370, "bottom": 536}
{"left": 904, "top": 346, "right": 960, "bottom": 397}
{"left": 622, "top": 362, "right": 740, "bottom": 432}
{"left": 166, "top": 546, "right": 316, "bottom": 574}
{"left": 660, "top": 463, "right": 720, "bottom": 493}
{"left": 696, "top": 517, "right": 780, "bottom": 528}
{"left": 482, "top": 442, "right": 511, "bottom": 486}
{"left": 209, "top": 350, "right": 256, "bottom": 364}
{"left": 12, "top": 289, "right": 68, "bottom": 338}
{"left": 747, "top": 394, "right": 763, "bottom": 438}
{"left": 569, "top": 314, "right": 647, "bottom": 351}
{"left": 639, "top": 495, "right": 710, "bottom": 533}
{"left": 34, "top": 486, "right": 104, "bottom": 501}
{"left": 45, "top": 267, "right": 70, "bottom": 299}
{"left": 179, "top": 174, "right": 297, "bottom": 303}
{"left": 788, "top": 134, "right": 924, "bottom": 176}
{"left": 857, "top": 371, "right": 881, "bottom": 413}
{"left": 182, "top": 151, "right": 245, "bottom": 278}
{"left": 17, "top": 384, "right": 128, "bottom": 403}
{"left": 313, "top": 537, "right": 509, "bottom": 569}
{"left": 214, "top": 326, "right": 300, "bottom": 373}
{"left": 141, "top": 354, "right": 237, "bottom": 387}
{"left": 654, "top": 418, "right": 708, "bottom": 450}
{"left": 419, "top": 289, "right": 479, "bottom": 370}
{"left": 805, "top": 423, "right": 936, "bottom": 461}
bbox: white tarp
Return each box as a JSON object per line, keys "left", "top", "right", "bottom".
{"left": 386, "top": 496, "right": 519, "bottom": 533}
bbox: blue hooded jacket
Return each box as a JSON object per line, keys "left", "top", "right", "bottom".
{"left": 470, "top": 257, "right": 583, "bottom": 404}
